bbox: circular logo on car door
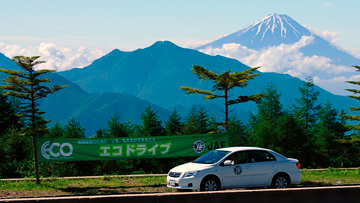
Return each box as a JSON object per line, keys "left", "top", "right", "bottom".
{"left": 233, "top": 166, "right": 242, "bottom": 175}
{"left": 193, "top": 141, "right": 205, "bottom": 153}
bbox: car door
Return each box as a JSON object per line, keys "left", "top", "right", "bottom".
{"left": 221, "top": 151, "right": 252, "bottom": 188}
{"left": 250, "top": 150, "right": 278, "bottom": 186}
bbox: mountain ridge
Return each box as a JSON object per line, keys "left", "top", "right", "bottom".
{"left": 0, "top": 54, "right": 171, "bottom": 136}
{"left": 57, "top": 40, "right": 360, "bottom": 124}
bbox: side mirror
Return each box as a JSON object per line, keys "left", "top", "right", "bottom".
{"left": 223, "top": 160, "right": 232, "bottom": 166}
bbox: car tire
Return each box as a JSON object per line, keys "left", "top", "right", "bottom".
{"left": 271, "top": 174, "right": 290, "bottom": 189}
{"left": 200, "top": 177, "right": 220, "bottom": 191}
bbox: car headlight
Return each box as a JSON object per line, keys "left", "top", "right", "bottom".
{"left": 183, "top": 171, "right": 200, "bottom": 178}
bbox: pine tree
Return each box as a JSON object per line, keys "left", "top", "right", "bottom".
{"left": 123, "top": 118, "right": 137, "bottom": 137}
{"left": 181, "top": 105, "right": 198, "bottom": 135}
{"left": 95, "top": 127, "right": 105, "bottom": 138}
{"left": 292, "top": 76, "right": 321, "bottom": 132}
{"left": 196, "top": 105, "right": 211, "bottom": 134}
{"left": 63, "top": 117, "right": 85, "bottom": 138}
{"left": 207, "top": 115, "right": 219, "bottom": 133}
{"left": 45, "top": 122, "right": 64, "bottom": 138}
{"left": 0, "top": 91, "right": 22, "bottom": 136}
{"left": 165, "top": 109, "right": 182, "bottom": 135}
{"left": 288, "top": 76, "right": 321, "bottom": 167}
{"left": 0, "top": 127, "right": 32, "bottom": 178}
{"left": 140, "top": 106, "right": 164, "bottom": 137}
{"left": 0, "top": 56, "right": 67, "bottom": 184}
{"left": 257, "top": 83, "right": 283, "bottom": 120}
{"left": 250, "top": 83, "right": 284, "bottom": 150}
{"left": 315, "top": 100, "right": 348, "bottom": 166}
{"left": 180, "top": 65, "right": 264, "bottom": 130}
{"left": 105, "top": 112, "right": 128, "bottom": 137}
{"left": 340, "top": 65, "right": 360, "bottom": 133}
{"left": 181, "top": 105, "right": 215, "bottom": 134}
{"left": 228, "top": 115, "right": 249, "bottom": 146}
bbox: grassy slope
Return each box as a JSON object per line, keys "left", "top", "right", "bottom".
{"left": 1, "top": 168, "right": 359, "bottom": 198}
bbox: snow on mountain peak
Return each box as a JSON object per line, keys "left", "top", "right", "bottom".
{"left": 196, "top": 14, "right": 312, "bottom": 50}
{"left": 238, "top": 14, "right": 308, "bottom": 42}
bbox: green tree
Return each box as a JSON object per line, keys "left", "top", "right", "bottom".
{"left": 207, "top": 115, "right": 219, "bottom": 133}
{"left": 181, "top": 105, "right": 198, "bottom": 135}
{"left": 228, "top": 115, "right": 249, "bottom": 146}
{"left": 289, "top": 76, "right": 321, "bottom": 167}
{"left": 123, "top": 118, "right": 138, "bottom": 137}
{"left": 181, "top": 105, "right": 215, "bottom": 134}
{"left": 292, "top": 76, "right": 321, "bottom": 132}
{"left": 337, "top": 65, "right": 360, "bottom": 166}
{"left": 95, "top": 127, "right": 105, "bottom": 138}
{"left": 315, "top": 101, "right": 346, "bottom": 167}
{"left": 275, "top": 113, "right": 312, "bottom": 166}
{"left": 248, "top": 83, "right": 314, "bottom": 166}
{"left": 180, "top": 65, "right": 264, "bottom": 130}
{"left": 0, "top": 90, "right": 22, "bottom": 136}
{"left": 165, "top": 109, "right": 182, "bottom": 135}
{"left": 257, "top": 83, "right": 283, "bottom": 120}
{"left": 250, "top": 83, "right": 284, "bottom": 150}
{"left": 140, "top": 106, "right": 164, "bottom": 137}
{"left": 0, "top": 56, "right": 67, "bottom": 184}
{"left": 45, "top": 122, "right": 64, "bottom": 138}
{"left": 0, "top": 127, "right": 32, "bottom": 178}
{"left": 105, "top": 112, "right": 128, "bottom": 137}
{"left": 340, "top": 66, "right": 360, "bottom": 133}
{"left": 195, "top": 105, "right": 212, "bottom": 134}
{"left": 63, "top": 117, "right": 85, "bottom": 138}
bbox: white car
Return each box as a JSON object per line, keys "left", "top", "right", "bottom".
{"left": 167, "top": 147, "right": 301, "bottom": 191}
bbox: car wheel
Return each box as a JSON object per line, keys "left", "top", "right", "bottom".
{"left": 200, "top": 177, "right": 220, "bottom": 191}
{"left": 272, "top": 174, "right": 290, "bottom": 189}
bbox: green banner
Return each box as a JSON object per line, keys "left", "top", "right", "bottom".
{"left": 37, "top": 133, "right": 229, "bottom": 163}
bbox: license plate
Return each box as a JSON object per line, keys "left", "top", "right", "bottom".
{"left": 169, "top": 180, "right": 175, "bottom": 186}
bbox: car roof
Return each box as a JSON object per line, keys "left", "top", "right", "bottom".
{"left": 216, "top": 146, "right": 288, "bottom": 160}
{"left": 215, "top": 146, "right": 272, "bottom": 153}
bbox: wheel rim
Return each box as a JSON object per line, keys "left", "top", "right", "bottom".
{"left": 275, "top": 177, "right": 288, "bottom": 188}
{"left": 204, "top": 180, "right": 218, "bottom": 191}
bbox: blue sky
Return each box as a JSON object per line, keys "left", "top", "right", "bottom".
{"left": 0, "top": 0, "right": 359, "bottom": 96}
{"left": 1, "top": 0, "right": 359, "bottom": 51}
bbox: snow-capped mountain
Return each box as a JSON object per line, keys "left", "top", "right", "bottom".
{"left": 197, "top": 14, "right": 311, "bottom": 50}
{"left": 196, "top": 14, "right": 360, "bottom": 95}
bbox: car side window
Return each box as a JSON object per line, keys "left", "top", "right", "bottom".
{"left": 224, "top": 151, "right": 249, "bottom": 165}
{"left": 251, "top": 150, "right": 276, "bottom": 162}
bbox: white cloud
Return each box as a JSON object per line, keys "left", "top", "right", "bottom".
{"left": 342, "top": 47, "right": 360, "bottom": 60}
{"left": 350, "top": 50, "right": 360, "bottom": 59}
{"left": 312, "top": 75, "right": 360, "bottom": 95}
{"left": 199, "top": 35, "right": 353, "bottom": 75}
{"left": 320, "top": 31, "right": 338, "bottom": 43}
{"left": 303, "top": 25, "right": 338, "bottom": 43}
{"left": 0, "top": 42, "right": 109, "bottom": 71}
{"left": 198, "top": 35, "right": 355, "bottom": 95}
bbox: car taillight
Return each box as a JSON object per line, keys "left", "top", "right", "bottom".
{"left": 296, "top": 162, "right": 301, "bottom": 169}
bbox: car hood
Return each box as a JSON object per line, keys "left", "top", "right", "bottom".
{"left": 170, "top": 162, "right": 214, "bottom": 172}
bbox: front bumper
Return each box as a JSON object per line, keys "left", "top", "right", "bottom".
{"left": 166, "top": 175, "right": 202, "bottom": 191}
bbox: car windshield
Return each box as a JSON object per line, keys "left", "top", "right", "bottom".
{"left": 193, "top": 150, "right": 230, "bottom": 164}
